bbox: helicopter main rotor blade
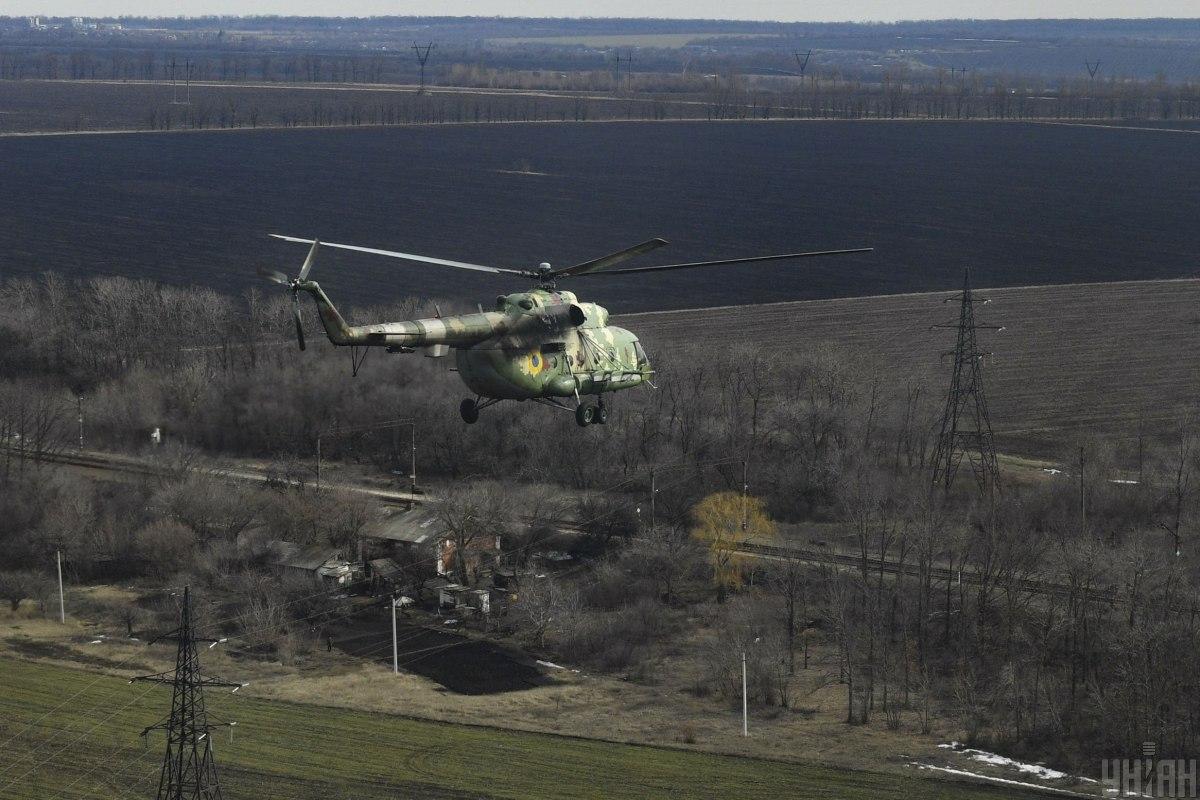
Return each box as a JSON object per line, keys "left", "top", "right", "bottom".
{"left": 271, "top": 234, "right": 528, "bottom": 276}
{"left": 548, "top": 237, "right": 670, "bottom": 278}
{"left": 571, "top": 247, "right": 874, "bottom": 276}
{"left": 258, "top": 267, "right": 290, "bottom": 286}
{"left": 298, "top": 240, "right": 320, "bottom": 280}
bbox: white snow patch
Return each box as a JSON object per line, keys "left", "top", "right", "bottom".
{"left": 966, "top": 749, "right": 1068, "bottom": 780}
{"left": 537, "top": 660, "right": 565, "bottom": 670}
{"left": 938, "top": 742, "right": 1068, "bottom": 781}
{"left": 911, "top": 763, "right": 1091, "bottom": 796}
{"left": 88, "top": 639, "right": 103, "bottom": 644}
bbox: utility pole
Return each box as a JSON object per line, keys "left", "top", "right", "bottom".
{"left": 742, "top": 650, "right": 748, "bottom": 736}
{"left": 392, "top": 419, "right": 419, "bottom": 497}
{"left": 1079, "top": 446, "right": 1087, "bottom": 536}
{"left": 412, "top": 42, "right": 434, "bottom": 94}
{"left": 133, "top": 587, "right": 239, "bottom": 800}
{"left": 76, "top": 395, "right": 84, "bottom": 450}
{"left": 740, "top": 459, "right": 748, "bottom": 531}
{"left": 55, "top": 550, "right": 65, "bottom": 624}
{"left": 315, "top": 435, "right": 322, "bottom": 490}
{"left": 930, "top": 269, "right": 1004, "bottom": 495}
{"left": 392, "top": 594, "right": 400, "bottom": 674}
{"left": 649, "top": 465, "right": 656, "bottom": 532}
{"left": 742, "top": 636, "right": 760, "bottom": 736}
{"left": 185, "top": 59, "right": 192, "bottom": 105}
{"left": 409, "top": 422, "right": 418, "bottom": 497}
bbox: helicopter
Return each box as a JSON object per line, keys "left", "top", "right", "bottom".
{"left": 262, "top": 234, "right": 872, "bottom": 427}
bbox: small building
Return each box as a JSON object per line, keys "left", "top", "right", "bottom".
{"left": 268, "top": 541, "right": 354, "bottom": 589}
{"left": 438, "top": 583, "right": 469, "bottom": 610}
{"left": 367, "top": 557, "right": 403, "bottom": 593}
{"left": 466, "top": 588, "right": 503, "bottom": 616}
{"left": 362, "top": 507, "right": 501, "bottom": 584}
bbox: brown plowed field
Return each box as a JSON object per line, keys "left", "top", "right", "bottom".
{"left": 624, "top": 278, "right": 1200, "bottom": 448}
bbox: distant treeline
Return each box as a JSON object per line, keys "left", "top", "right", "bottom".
{"left": 2, "top": 74, "right": 1197, "bottom": 138}
{"left": 3, "top": 16, "right": 1200, "bottom": 84}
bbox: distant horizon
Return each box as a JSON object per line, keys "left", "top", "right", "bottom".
{"left": 5, "top": 5, "right": 1200, "bottom": 24}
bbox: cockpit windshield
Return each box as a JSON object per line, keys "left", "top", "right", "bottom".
{"left": 633, "top": 341, "right": 649, "bottom": 366}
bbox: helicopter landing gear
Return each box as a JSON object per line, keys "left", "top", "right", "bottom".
{"left": 575, "top": 403, "right": 595, "bottom": 427}
{"left": 575, "top": 399, "right": 608, "bottom": 427}
{"left": 460, "top": 396, "right": 500, "bottom": 424}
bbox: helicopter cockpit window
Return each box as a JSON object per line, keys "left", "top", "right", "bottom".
{"left": 633, "top": 341, "right": 648, "bottom": 365}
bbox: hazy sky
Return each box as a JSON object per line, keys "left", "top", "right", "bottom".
{"left": 7, "top": 1, "right": 1198, "bottom": 22}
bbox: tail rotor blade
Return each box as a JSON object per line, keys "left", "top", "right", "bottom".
{"left": 298, "top": 240, "right": 320, "bottom": 281}
{"left": 292, "top": 291, "right": 306, "bottom": 351}
{"left": 258, "top": 267, "right": 290, "bottom": 286}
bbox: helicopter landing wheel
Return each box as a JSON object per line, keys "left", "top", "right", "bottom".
{"left": 460, "top": 398, "right": 480, "bottom": 424}
{"left": 595, "top": 403, "right": 609, "bottom": 425}
{"left": 575, "top": 403, "right": 596, "bottom": 427}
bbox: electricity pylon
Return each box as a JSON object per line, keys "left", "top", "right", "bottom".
{"left": 412, "top": 42, "right": 435, "bottom": 95}
{"left": 930, "top": 269, "right": 1003, "bottom": 495}
{"left": 133, "top": 587, "right": 238, "bottom": 800}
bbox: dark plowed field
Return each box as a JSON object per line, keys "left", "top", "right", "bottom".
{"left": 1, "top": 120, "right": 1198, "bottom": 313}
{"left": 335, "top": 617, "right": 553, "bottom": 694}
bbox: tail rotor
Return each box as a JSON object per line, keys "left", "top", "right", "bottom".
{"left": 258, "top": 240, "right": 320, "bottom": 351}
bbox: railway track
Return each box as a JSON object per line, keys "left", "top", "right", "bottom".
{"left": 738, "top": 540, "right": 1121, "bottom": 607}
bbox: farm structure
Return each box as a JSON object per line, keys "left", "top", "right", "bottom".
{"left": 268, "top": 542, "right": 356, "bottom": 588}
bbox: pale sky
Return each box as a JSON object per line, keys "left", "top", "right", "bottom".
{"left": 5, "top": 1, "right": 1198, "bottom": 22}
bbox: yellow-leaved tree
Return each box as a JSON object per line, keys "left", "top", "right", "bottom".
{"left": 690, "top": 491, "right": 776, "bottom": 601}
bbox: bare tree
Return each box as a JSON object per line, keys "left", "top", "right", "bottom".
{"left": 433, "top": 480, "right": 509, "bottom": 587}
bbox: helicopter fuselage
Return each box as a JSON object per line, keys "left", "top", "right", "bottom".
{"left": 457, "top": 293, "right": 649, "bottom": 400}
{"left": 302, "top": 283, "right": 652, "bottom": 402}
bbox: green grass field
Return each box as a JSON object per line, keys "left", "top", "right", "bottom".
{"left": 0, "top": 657, "right": 1049, "bottom": 800}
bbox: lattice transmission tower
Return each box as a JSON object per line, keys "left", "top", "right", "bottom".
{"left": 133, "top": 587, "right": 238, "bottom": 800}
{"left": 930, "top": 269, "right": 1003, "bottom": 494}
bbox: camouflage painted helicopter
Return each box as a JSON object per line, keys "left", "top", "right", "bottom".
{"left": 262, "top": 235, "right": 871, "bottom": 426}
